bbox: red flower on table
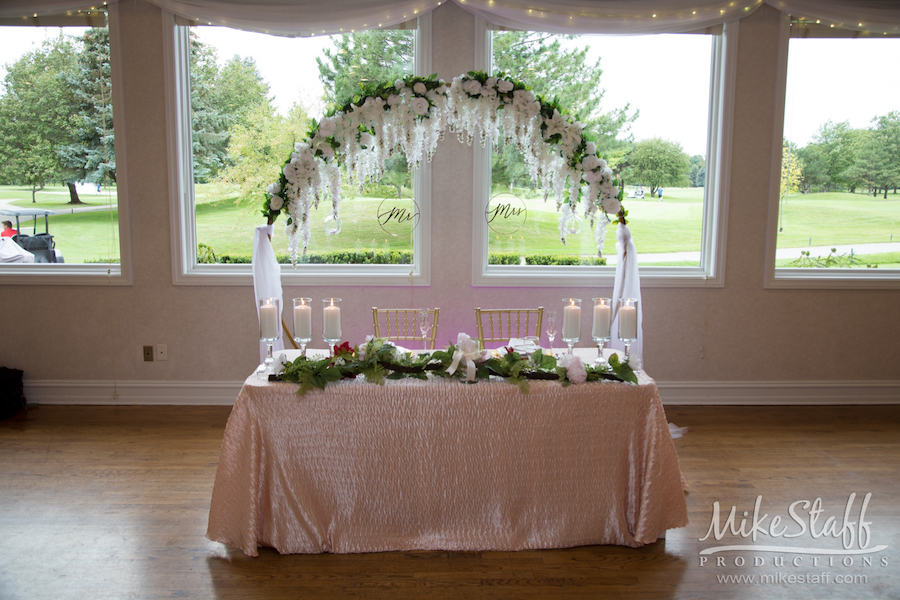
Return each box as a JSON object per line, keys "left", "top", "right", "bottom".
{"left": 333, "top": 341, "right": 354, "bottom": 359}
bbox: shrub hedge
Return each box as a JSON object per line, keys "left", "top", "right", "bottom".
{"left": 202, "top": 247, "right": 606, "bottom": 266}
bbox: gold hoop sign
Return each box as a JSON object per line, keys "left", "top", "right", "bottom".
{"left": 485, "top": 194, "right": 527, "bottom": 235}
{"left": 377, "top": 196, "right": 420, "bottom": 237}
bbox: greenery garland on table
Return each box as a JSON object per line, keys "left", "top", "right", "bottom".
{"left": 273, "top": 337, "right": 638, "bottom": 397}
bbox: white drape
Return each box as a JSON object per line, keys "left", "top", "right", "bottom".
{"left": 252, "top": 224, "right": 284, "bottom": 362}
{"left": 6, "top": 0, "right": 893, "bottom": 36}
{"left": 609, "top": 224, "right": 642, "bottom": 368}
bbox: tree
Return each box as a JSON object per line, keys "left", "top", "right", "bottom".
{"left": 796, "top": 143, "right": 829, "bottom": 193}
{"left": 0, "top": 33, "right": 80, "bottom": 202}
{"left": 689, "top": 154, "right": 706, "bottom": 188}
{"left": 492, "top": 31, "right": 635, "bottom": 149}
{"left": 780, "top": 140, "right": 802, "bottom": 199}
{"left": 843, "top": 129, "right": 881, "bottom": 195}
{"left": 316, "top": 30, "right": 413, "bottom": 107}
{"left": 811, "top": 120, "right": 855, "bottom": 191}
{"left": 489, "top": 32, "right": 637, "bottom": 189}
{"left": 58, "top": 27, "right": 116, "bottom": 203}
{"left": 222, "top": 103, "right": 310, "bottom": 206}
{"left": 628, "top": 138, "right": 691, "bottom": 196}
{"left": 190, "top": 37, "right": 274, "bottom": 183}
{"left": 189, "top": 35, "right": 231, "bottom": 182}
{"left": 209, "top": 55, "right": 272, "bottom": 129}
{"left": 869, "top": 112, "right": 900, "bottom": 198}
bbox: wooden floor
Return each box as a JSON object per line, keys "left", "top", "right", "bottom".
{"left": 1, "top": 404, "right": 898, "bottom": 600}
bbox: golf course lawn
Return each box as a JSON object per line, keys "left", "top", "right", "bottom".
{"left": 2, "top": 184, "right": 898, "bottom": 267}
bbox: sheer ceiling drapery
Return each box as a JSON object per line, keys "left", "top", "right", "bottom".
{"left": 4, "top": 1, "right": 898, "bottom": 35}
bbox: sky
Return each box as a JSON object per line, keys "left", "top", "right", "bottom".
{"left": 1, "top": 26, "right": 898, "bottom": 157}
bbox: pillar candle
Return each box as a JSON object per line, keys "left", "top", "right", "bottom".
{"left": 293, "top": 303, "right": 312, "bottom": 340}
{"left": 323, "top": 303, "right": 341, "bottom": 340}
{"left": 562, "top": 302, "right": 581, "bottom": 339}
{"left": 592, "top": 302, "right": 610, "bottom": 338}
{"left": 259, "top": 302, "right": 278, "bottom": 340}
{"left": 619, "top": 305, "right": 638, "bottom": 340}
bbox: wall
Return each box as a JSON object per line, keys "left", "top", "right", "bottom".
{"left": 0, "top": 1, "right": 897, "bottom": 404}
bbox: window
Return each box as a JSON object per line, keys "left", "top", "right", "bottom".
{"left": 0, "top": 7, "right": 131, "bottom": 285}
{"left": 167, "top": 15, "right": 432, "bottom": 285}
{"left": 473, "top": 21, "right": 735, "bottom": 287}
{"left": 767, "top": 26, "right": 900, "bottom": 289}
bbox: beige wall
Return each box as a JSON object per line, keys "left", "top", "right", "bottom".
{"left": 0, "top": 1, "right": 897, "bottom": 392}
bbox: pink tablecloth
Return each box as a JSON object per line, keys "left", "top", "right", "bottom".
{"left": 207, "top": 372, "right": 688, "bottom": 556}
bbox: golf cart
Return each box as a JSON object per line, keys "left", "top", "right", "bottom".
{"left": 1, "top": 208, "right": 64, "bottom": 263}
{"left": 627, "top": 185, "right": 645, "bottom": 199}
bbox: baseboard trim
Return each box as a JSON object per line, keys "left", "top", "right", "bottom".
{"left": 657, "top": 380, "right": 900, "bottom": 405}
{"left": 26, "top": 380, "right": 245, "bottom": 406}
{"left": 22, "top": 379, "right": 900, "bottom": 406}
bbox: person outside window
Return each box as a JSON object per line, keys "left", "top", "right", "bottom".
{"left": 657, "top": 187, "right": 664, "bottom": 201}
{"left": 1, "top": 221, "right": 18, "bottom": 238}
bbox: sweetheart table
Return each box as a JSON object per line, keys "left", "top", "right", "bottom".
{"left": 207, "top": 355, "right": 688, "bottom": 556}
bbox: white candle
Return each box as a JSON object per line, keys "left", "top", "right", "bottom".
{"left": 592, "top": 302, "right": 610, "bottom": 338}
{"left": 562, "top": 302, "right": 581, "bottom": 339}
{"left": 259, "top": 302, "right": 278, "bottom": 340}
{"left": 323, "top": 303, "right": 341, "bottom": 340}
{"left": 293, "top": 303, "right": 312, "bottom": 340}
{"left": 619, "top": 305, "right": 638, "bottom": 340}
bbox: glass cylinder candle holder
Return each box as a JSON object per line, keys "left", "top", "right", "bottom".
{"left": 560, "top": 298, "right": 581, "bottom": 355}
{"left": 292, "top": 297, "right": 313, "bottom": 356}
{"left": 591, "top": 297, "right": 612, "bottom": 366}
{"left": 617, "top": 297, "right": 639, "bottom": 361}
{"left": 258, "top": 297, "right": 281, "bottom": 374}
{"left": 322, "top": 298, "right": 342, "bottom": 356}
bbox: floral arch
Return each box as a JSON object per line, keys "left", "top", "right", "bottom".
{"left": 263, "top": 72, "right": 627, "bottom": 263}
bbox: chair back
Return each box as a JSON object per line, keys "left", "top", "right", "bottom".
{"left": 475, "top": 307, "right": 543, "bottom": 345}
{"left": 372, "top": 308, "right": 440, "bottom": 349}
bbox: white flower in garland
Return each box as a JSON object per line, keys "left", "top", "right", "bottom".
{"left": 410, "top": 96, "right": 430, "bottom": 116}
{"left": 462, "top": 79, "right": 483, "bottom": 96}
{"left": 263, "top": 71, "right": 627, "bottom": 263}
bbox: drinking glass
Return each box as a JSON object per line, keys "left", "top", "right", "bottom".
{"left": 591, "top": 297, "right": 612, "bottom": 366}
{"left": 545, "top": 311, "right": 557, "bottom": 354}
{"left": 292, "top": 297, "right": 313, "bottom": 357}
{"left": 561, "top": 298, "right": 581, "bottom": 355}
{"left": 419, "top": 308, "right": 432, "bottom": 351}
{"left": 322, "top": 298, "right": 342, "bottom": 357}
{"left": 617, "top": 298, "right": 639, "bottom": 361}
{"left": 257, "top": 297, "right": 280, "bottom": 374}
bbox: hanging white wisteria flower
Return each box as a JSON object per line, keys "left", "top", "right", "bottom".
{"left": 262, "top": 71, "right": 627, "bottom": 263}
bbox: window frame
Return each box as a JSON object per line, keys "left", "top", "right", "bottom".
{"left": 471, "top": 19, "right": 736, "bottom": 288}
{"left": 0, "top": 3, "right": 133, "bottom": 286}
{"left": 165, "top": 13, "right": 432, "bottom": 287}
{"left": 764, "top": 18, "right": 900, "bottom": 290}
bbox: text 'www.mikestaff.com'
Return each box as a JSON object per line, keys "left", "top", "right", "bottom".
{"left": 716, "top": 572, "right": 868, "bottom": 586}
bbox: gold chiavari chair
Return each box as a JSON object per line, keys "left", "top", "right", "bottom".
{"left": 372, "top": 308, "right": 440, "bottom": 350}
{"left": 475, "top": 307, "right": 543, "bottom": 346}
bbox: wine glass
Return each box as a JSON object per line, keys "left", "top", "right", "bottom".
{"left": 257, "top": 297, "right": 281, "bottom": 374}
{"left": 561, "top": 298, "right": 581, "bottom": 355}
{"left": 322, "top": 298, "right": 342, "bottom": 357}
{"left": 292, "top": 297, "right": 313, "bottom": 357}
{"left": 592, "top": 297, "right": 611, "bottom": 366}
{"left": 419, "top": 308, "right": 432, "bottom": 351}
{"left": 618, "top": 298, "right": 639, "bottom": 361}
{"left": 545, "top": 311, "right": 557, "bottom": 355}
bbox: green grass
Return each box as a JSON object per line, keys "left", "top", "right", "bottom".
{"left": 196, "top": 195, "right": 416, "bottom": 257}
{"left": 0, "top": 184, "right": 118, "bottom": 210}
{"left": 776, "top": 191, "right": 900, "bottom": 248}
{"left": 4, "top": 184, "right": 899, "bottom": 267}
